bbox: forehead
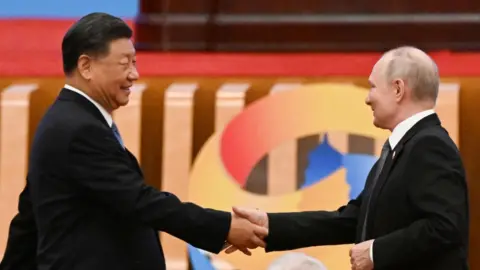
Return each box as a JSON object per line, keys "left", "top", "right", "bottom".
{"left": 369, "top": 56, "right": 388, "bottom": 82}
{"left": 369, "top": 61, "right": 381, "bottom": 82}
{"left": 107, "top": 38, "right": 135, "bottom": 57}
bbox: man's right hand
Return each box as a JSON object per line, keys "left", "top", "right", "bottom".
{"left": 225, "top": 206, "right": 269, "bottom": 255}
{"left": 226, "top": 208, "right": 268, "bottom": 255}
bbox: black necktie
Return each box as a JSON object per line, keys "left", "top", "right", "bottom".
{"left": 371, "top": 140, "right": 391, "bottom": 187}
{"left": 360, "top": 140, "right": 391, "bottom": 241}
{"left": 111, "top": 122, "right": 125, "bottom": 148}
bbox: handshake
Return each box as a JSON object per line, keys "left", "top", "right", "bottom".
{"left": 224, "top": 206, "right": 269, "bottom": 256}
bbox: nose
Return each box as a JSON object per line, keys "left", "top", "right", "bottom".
{"left": 365, "top": 95, "right": 371, "bottom": 106}
{"left": 128, "top": 66, "right": 139, "bottom": 81}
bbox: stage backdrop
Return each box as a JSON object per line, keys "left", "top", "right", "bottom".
{"left": 0, "top": 78, "right": 459, "bottom": 269}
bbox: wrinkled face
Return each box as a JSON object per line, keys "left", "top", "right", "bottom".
{"left": 80, "top": 38, "right": 139, "bottom": 111}
{"left": 365, "top": 58, "right": 399, "bottom": 130}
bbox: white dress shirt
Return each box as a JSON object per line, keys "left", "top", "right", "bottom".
{"left": 64, "top": 84, "right": 113, "bottom": 127}
{"left": 369, "top": 109, "right": 435, "bottom": 263}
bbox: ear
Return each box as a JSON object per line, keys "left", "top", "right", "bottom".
{"left": 77, "top": 54, "right": 92, "bottom": 80}
{"left": 393, "top": 78, "right": 405, "bottom": 101}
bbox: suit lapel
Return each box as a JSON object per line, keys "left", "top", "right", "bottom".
{"left": 366, "top": 113, "right": 441, "bottom": 219}
{"left": 59, "top": 89, "right": 144, "bottom": 177}
{"left": 125, "top": 148, "right": 144, "bottom": 176}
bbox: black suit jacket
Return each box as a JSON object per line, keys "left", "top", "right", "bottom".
{"left": 265, "top": 114, "right": 469, "bottom": 270}
{"left": 0, "top": 88, "right": 231, "bottom": 270}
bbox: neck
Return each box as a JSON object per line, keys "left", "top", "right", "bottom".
{"left": 387, "top": 101, "right": 434, "bottom": 131}
{"left": 65, "top": 77, "right": 114, "bottom": 114}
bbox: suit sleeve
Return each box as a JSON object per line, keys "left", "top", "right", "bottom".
{"left": 67, "top": 124, "right": 231, "bottom": 254}
{"left": 265, "top": 191, "right": 363, "bottom": 252}
{"left": 372, "top": 136, "right": 468, "bottom": 268}
{"left": 0, "top": 184, "right": 37, "bottom": 270}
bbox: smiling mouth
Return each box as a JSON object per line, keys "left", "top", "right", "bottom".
{"left": 121, "top": 86, "right": 131, "bottom": 91}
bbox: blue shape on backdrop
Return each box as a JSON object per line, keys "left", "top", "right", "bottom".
{"left": 0, "top": 0, "right": 138, "bottom": 18}
{"left": 343, "top": 154, "right": 377, "bottom": 199}
{"left": 303, "top": 134, "right": 343, "bottom": 188}
{"left": 188, "top": 245, "right": 215, "bottom": 270}
{"left": 304, "top": 133, "right": 378, "bottom": 200}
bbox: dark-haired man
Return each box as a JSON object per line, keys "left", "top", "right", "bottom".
{"left": 0, "top": 12, "right": 266, "bottom": 270}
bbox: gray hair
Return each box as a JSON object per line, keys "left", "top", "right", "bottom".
{"left": 267, "top": 252, "right": 328, "bottom": 270}
{"left": 383, "top": 46, "right": 439, "bottom": 103}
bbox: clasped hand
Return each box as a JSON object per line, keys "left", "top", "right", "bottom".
{"left": 225, "top": 206, "right": 269, "bottom": 256}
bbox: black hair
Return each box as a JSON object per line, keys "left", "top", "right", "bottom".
{"left": 62, "top": 12, "right": 133, "bottom": 75}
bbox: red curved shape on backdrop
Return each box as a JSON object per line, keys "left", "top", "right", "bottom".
{"left": 219, "top": 99, "right": 272, "bottom": 186}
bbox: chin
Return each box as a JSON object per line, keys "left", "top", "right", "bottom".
{"left": 373, "top": 119, "right": 390, "bottom": 130}
{"left": 372, "top": 118, "right": 383, "bottom": 129}
{"left": 117, "top": 98, "right": 129, "bottom": 107}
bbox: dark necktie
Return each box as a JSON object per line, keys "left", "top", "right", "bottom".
{"left": 360, "top": 140, "right": 391, "bottom": 241}
{"left": 111, "top": 122, "right": 125, "bottom": 148}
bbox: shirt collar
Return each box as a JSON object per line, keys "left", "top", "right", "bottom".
{"left": 388, "top": 109, "right": 435, "bottom": 149}
{"left": 64, "top": 84, "right": 113, "bottom": 127}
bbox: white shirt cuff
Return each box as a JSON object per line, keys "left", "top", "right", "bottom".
{"left": 369, "top": 240, "right": 374, "bottom": 263}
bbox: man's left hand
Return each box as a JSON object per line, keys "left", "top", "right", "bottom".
{"left": 349, "top": 239, "right": 374, "bottom": 270}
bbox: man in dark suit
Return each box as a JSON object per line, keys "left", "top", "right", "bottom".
{"left": 227, "top": 46, "right": 469, "bottom": 270}
{"left": 0, "top": 12, "right": 267, "bottom": 270}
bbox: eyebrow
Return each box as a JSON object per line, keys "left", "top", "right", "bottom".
{"left": 121, "top": 52, "right": 136, "bottom": 57}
